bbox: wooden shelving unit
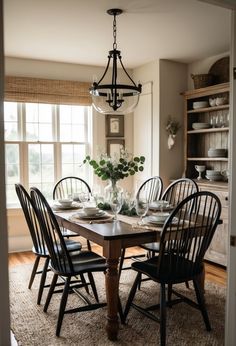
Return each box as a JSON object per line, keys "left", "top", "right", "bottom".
{"left": 182, "top": 82, "right": 230, "bottom": 266}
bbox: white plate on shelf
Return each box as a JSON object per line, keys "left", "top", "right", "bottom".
{"left": 74, "top": 210, "right": 107, "bottom": 219}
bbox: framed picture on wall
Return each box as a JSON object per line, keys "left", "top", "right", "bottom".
{"left": 105, "top": 114, "right": 124, "bottom": 137}
{"left": 107, "top": 139, "right": 125, "bottom": 158}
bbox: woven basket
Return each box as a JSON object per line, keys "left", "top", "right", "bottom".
{"left": 191, "top": 73, "right": 214, "bottom": 89}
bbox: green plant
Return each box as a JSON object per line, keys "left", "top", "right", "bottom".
{"left": 166, "top": 116, "right": 181, "bottom": 135}
{"left": 83, "top": 149, "right": 145, "bottom": 182}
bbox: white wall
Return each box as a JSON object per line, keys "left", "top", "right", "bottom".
{"left": 132, "top": 59, "right": 188, "bottom": 189}
{"left": 159, "top": 59, "right": 188, "bottom": 187}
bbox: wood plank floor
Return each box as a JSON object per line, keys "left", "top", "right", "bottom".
{"left": 8, "top": 245, "right": 227, "bottom": 286}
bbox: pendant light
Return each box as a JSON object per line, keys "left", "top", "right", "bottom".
{"left": 90, "top": 9, "right": 142, "bottom": 115}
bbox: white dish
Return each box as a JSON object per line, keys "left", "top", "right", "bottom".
{"left": 83, "top": 207, "right": 99, "bottom": 216}
{"left": 206, "top": 175, "right": 222, "bottom": 181}
{"left": 58, "top": 198, "right": 73, "bottom": 207}
{"left": 192, "top": 101, "right": 208, "bottom": 109}
{"left": 143, "top": 215, "right": 178, "bottom": 226}
{"left": 192, "top": 123, "right": 211, "bottom": 130}
{"left": 52, "top": 202, "right": 80, "bottom": 210}
{"left": 75, "top": 210, "right": 106, "bottom": 219}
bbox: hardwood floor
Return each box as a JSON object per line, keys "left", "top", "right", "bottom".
{"left": 8, "top": 244, "right": 227, "bottom": 286}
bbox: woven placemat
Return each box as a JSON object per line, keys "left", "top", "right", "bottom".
{"left": 68, "top": 213, "right": 114, "bottom": 224}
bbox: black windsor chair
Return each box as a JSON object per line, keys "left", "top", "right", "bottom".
{"left": 124, "top": 191, "right": 222, "bottom": 346}
{"left": 15, "top": 183, "right": 82, "bottom": 305}
{"left": 30, "top": 187, "right": 108, "bottom": 337}
{"left": 141, "top": 178, "right": 199, "bottom": 256}
{"left": 53, "top": 176, "right": 92, "bottom": 250}
{"left": 118, "top": 176, "right": 163, "bottom": 277}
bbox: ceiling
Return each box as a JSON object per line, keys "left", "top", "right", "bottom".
{"left": 4, "top": 0, "right": 231, "bottom": 69}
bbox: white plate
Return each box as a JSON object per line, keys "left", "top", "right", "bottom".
{"left": 52, "top": 202, "right": 81, "bottom": 210}
{"left": 143, "top": 215, "right": 178, "bottom": 226}
{"left": 75, "top": 210, "right": 106, "bottom": 219}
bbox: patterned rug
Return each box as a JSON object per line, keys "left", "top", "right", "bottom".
{"left": 9, "top": 263, "right": 225, "bottom": 346}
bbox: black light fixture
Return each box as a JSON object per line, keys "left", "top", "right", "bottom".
{"left": 89, "top": 9, "right": 142, "bottom": 115}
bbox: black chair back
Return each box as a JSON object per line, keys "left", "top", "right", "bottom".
{"left": 53, "top": 176, "right": 91, "bottom": 200}
{"left": 136, "top": 176, "right": 163, "bottom": 202}
{"left": 161, "top": 178, "right": 198, "bottom": 206}
{"left": 157, "top": 191, "right": 221, "bottom": 282}
{"left": 31, "top": 187, "right": 74, "bottom": 274}
{"left": 15, "top": 184, "right": 47, "bottom": 255}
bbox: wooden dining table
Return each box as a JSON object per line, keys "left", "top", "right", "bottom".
{"left": 54, "top": 210, "right": 160, "bottom": 341}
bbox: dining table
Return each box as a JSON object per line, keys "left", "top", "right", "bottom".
{"left": 54, "top": 208, "right": 161, "bottom": 341}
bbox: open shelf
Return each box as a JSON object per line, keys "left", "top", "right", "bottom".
{"left": 187, "top": 127, "right": 229, "bottom": 134}
{"left": 187, "top": 157, "right": 228, "bottom": 161}
{"left": 187, "top": 104, "right": 229, "bottom": 114}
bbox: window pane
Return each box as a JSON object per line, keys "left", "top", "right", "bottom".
{"left": 4, "top": 102, "right": 18, "bottom": 121}
{"left": 26, "top": 103, "right": 53, "bottom": 141}
{"left": 61, "top": 144, "right": 86, "bottom": 178}
{"left": 59, "top": 105, "right": 85, "bottom": 142}
{"left": 60, "top": 124, "right": 72, "bottom": 142}
{"left": 5, "top": 143, "right": 20, "bottom": 204}
{"left": 28, "top": 144, "right": 54, "bottom": 185}
{"left": 4, "top": 102, "right": 19, "bottom": 141}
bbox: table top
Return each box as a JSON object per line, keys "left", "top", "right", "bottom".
{"left": 54, "top": 210, "right": 161, "bottom": 241}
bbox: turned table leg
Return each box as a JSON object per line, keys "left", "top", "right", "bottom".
{"left": 103, "top": 239, "right": 121, "bottom": 341}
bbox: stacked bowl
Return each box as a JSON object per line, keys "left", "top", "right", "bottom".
{"left": 208, "top": 148, "right": 227, "bottom": 158}
{"left": 192, "top": 122, "right": 211, "bottom": 130}
{"left": 206, "top": 170, "right": 223, "bottom": 181}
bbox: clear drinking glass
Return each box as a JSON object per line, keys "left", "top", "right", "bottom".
{"left": 109, "top": 192, "right": 123, "bottom": 221}
{"left": 135, "top": 197, "right": 149, "bottom": 225}
{"left": 78, "top": 191, "right": 90, "bottom": 207}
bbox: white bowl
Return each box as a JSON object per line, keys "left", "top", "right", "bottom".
{"left": 151, "top": 212, "right": 170, "bottom": 223}
{"left": 192, "top": 123, "right": 211, "bottom": 130}
{"left": 83, "top": 207, "right": 99, "bottom": 216}
{"left": 58, "top": 199, "right": 73, "bottom": 207}
{"left": 193, "top": 101, "right": 208, "bottom": 109}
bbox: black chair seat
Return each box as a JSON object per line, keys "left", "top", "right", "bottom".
{"left": 32, "top": 238, "right": 82, "bottom": 257}
{"left": 140, "top": 242, "right": 160, "bottom": 252}
{"left": 132, "top": 255, "right": 203, "bottom": 284}
{"left": 51, "top": 251, "right": 106, "bottom": 276}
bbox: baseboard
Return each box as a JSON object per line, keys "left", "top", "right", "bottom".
{"left": 8, "top": 235, "right": 32, "bottom": 253}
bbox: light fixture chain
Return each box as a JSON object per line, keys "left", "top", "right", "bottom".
{"left": 113, "top": 14, "right": 117, "bottom": 50}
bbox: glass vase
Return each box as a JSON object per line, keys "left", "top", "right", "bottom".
{"left": 104, "top": 179, "right": 123, "bottom": 202}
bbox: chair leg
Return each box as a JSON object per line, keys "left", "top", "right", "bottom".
{"left": 37, "top": 257, "right": 50, "bottom": 305}
{"left": 118, "top": 249, "right": 126, "bottom": 279}
{"left": 44, "top": 273, "right": 58, "bottom": 312}
{"left": 185, "top": 281, "right": 190, "bottom": 289}
{"left": 80, "top": 273, "right": 90, "bottom": 294}
{"left": 193, "top": 278, "right": 211, "bottom": 331}
{"left": 28, "top": 255, "right": 41, "bottom": 289}
{"left": 56, "top": 277, "right": 71, "bottom": 337}
{"left": 124, "top": 272, "right": 141, "bottom": 321}
{"left": 167, "top": 283, "right": 172, "bottom": 305}
{"left": 87, "top": 272, "right": 99, "bottom": 302}
{"left": 87, "top": 240, "right": 91, "bottom": 251}
{"left": 160, "top": 283, "right": 167, "bottom": 346}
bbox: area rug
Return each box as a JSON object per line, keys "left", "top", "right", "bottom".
{"left": 9, "top": 263, "right": 225, "bottom": 346}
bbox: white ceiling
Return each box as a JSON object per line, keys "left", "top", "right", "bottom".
{"left": 4, "top": 0, "right": 231, "bottom": 69}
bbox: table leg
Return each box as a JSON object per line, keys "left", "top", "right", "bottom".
{"left": 105, "top": 257, "right": 120, "bottom": 341}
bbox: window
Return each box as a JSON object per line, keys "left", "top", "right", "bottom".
{"left": 4, "top": 102, "right": 92, "bottom": 205}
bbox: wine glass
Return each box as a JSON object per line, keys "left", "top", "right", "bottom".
{"left": 109, "top": 192, "right": 123, "bottom": 221}
{"left": 135, "top": 197, "right": 149, "bottom": 225}
{"left": 195, "top": 165, "right": 206, "bottom": 180}
{"left": 78, "top": 191, "right": 90, "bottom": 207}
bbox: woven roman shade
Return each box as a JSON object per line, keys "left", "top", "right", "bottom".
{"left": 5, "top": 76, "right": 92, "bottom": 105}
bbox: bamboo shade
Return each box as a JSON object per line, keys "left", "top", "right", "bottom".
{"left": 5, "top": 76, "right": 92, "bottom": 105}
